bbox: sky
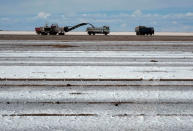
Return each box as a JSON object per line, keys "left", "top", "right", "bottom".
{"left": 0, "top": 0, "right": 193, "bottom": 32}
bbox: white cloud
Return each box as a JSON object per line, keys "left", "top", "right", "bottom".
{"left": 172, "top": 21, "right": 177, "bottom": 24}
{"left": 186, "top": 12, "right": 193, "bottom": 17}
{"left": 82, "top": 14, "right": 88, "bottom": 17}
{"left": 132, "top": 10, "right": 142, "bottom": 17}
{"left": 0, "top": 17, "right": 10, "bottom": 21}
{"left": 152, "top": 21, "right": 157, "bottom": 25}
{"left": 37, "top": 12, "right": 50, "bottom": 19}
{"left": 121, "top": 23, "right": 127, "bottom": 28}
{"left": 161, "top": 12, "right": 193, "bottom": 19}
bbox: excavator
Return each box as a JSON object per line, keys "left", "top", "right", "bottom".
{"left": 35, "top": 23, "right": 94, "bottom": 35}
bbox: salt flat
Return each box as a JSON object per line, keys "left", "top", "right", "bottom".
{"left": 1, "top": 40, "right": 193, "bottom": 130}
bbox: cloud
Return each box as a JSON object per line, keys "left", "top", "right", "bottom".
{"left": 37, "top": 12, "right": 50, "bottom": 19}
{"left": 161, "top": 12, "right": 193, "bottom": 19}
{"left": 121, "top": 23, "right": 127, "bottom": 28}
{"left": 172, "top": 21, "right": 177, "bottom": 24}
{"left": 0, "top": 17, "right": 10, "bottom": 21}
{"left": 186, "top": 12, "right": 193, "bottom": 17}
{"left": 132, "top": 10, "right": 142, "bottom": 17}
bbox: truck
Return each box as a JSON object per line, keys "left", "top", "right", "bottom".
{"left": 86, "top": 26, "right": 110, "bottom": 35}
{"left": 35, "top": 23, "right": 94, "bottom": 35}
{"left": 35, "top": 24, "right": 65, "bottom": 35}
{"left": 135, "top": 26, "right": 154, "bottom": 35}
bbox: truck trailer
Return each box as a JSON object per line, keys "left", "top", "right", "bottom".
{"left": 86, "top": 26, "right": 110, "bottom": 35}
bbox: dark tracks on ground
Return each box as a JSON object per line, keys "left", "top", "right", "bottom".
{"left": 0, "top": 35, "right": 193, "bottom": 41}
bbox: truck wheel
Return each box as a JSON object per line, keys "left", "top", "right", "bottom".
{"left": 104, "top": 33, "right": 108, "bottom": 35}
{"left": 41, "top": 33, "right": 47, "bottom": 35}
{"left": 50, "top": 33, "right": 57, "bottom": 35}
{"left": 59, "top": 33, "right": 64, "bottom": 35}
{"left": 88, "top": 32, "right": 91, "bottom": 35}
{"left": 93, "top": 33, "right": 95, "bottom": 35}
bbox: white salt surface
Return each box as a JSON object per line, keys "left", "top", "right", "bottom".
{"left": 0, "top": 66, "right": 193, "bottom": 79}
{"left": 0, "top": 50, "right": 193, "bottom": 79}
{"left": 0, "top": 51, "right": 192, "bottom": 58}
{"left": 1, "top": 40, "right": 193, "bottom": 130}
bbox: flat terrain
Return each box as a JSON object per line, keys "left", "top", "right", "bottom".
{"left": 0, "top": 34, "right": 193, "bottom": 41}
{"left": 1, "top": 40, "right": 193, "bottom": 130}
{"left": 1, "top": 31, "right": 193, "bottom": 36}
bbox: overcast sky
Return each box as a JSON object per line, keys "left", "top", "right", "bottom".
{"left": 0, "top": 0, "right": 193, "bottom": 32}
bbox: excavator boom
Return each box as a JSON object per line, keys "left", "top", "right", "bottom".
{"left": 64, "top": 23, "right": 94, "bottom": 32}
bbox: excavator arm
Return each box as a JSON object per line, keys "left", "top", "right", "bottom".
{"left": 64, "top": 23, "right": 94, "bottom": 32}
